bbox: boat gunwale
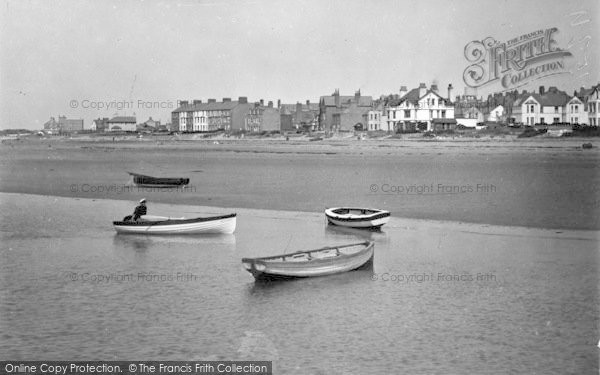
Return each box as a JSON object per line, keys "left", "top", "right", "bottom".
{"left": 241, "top": 241, "right": 372, "bottom": 263}
{"left": 113, "top": 213, "right": 236, "bottom": 226}
{"left": 325, "top": 207, "right": 390, "bottom": 222}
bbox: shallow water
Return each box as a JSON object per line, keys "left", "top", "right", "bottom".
{"left": 1, "top": 142, "right": 599, "bottom": 230}
{"left": 0, "top": 194, "right": 598, "bottom": 374}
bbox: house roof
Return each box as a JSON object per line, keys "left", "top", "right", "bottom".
{"left": 109, "top": 116, "right": 136, "bottom": 123}
{"left": 514, "top": 88, "right": 570, "bottom": 107}
{"left": 390, "top": 88, "right": 450, "bottom": 107}
{"left": 280, "top": 103, "right": 319, "bottom": 113}
{"left": 173, "top": 101, "right": 247, "bottom": 113}
{"left": 320, "top": 95, "right": 373, "bottom": 107}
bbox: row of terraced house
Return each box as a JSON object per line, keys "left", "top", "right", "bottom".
{"left": 170, "top": 82, "right": 600, "bottom": 133}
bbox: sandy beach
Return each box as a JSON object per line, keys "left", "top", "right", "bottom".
{"left": 1, "top": 135, "right": 599, "bottom": 230}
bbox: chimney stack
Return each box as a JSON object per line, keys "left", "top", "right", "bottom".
{"left": 447, "top": 84, "right": 454, "bottom": 101}
{"left": 260, "top": 99, "right": 264, "bottom": 106}
{"left": 193, "top": 99, "right": 202, "bottom": 105}
{"left": 277, "top": 99, "right": 281, "bottom": 108}
{"left": 419, "top": 83, "right": 427, "bottom": 98}
{"left": 222, "top": 98, "right": 231, "bottom": 102}
{"left": 180, "top": 100, "right": 189, "bottom": 107}
{"left": 539, "top": 86, "right": 545, "bottom": 95}
{"left": 306, "top": 100, "right": 310, "bottom": 106}
{"left": 399, "top": 86, "right": 407, "bottom": 97}
{"left": 431, "top": 84, "right": 439, "bottom": 92}
{"left": 334, "top": 89, "right": 340, "bottom": 108}
{"left": 208, "top": 99, "right": 216, "bottom": 103}
{"left": 238, "top": 96, "right": 248, "bottom": 104}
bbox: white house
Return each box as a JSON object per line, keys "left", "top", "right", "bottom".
{"left": 367, "top": 103, "right": 390, "bottom": 131}
{"left": 386, "top": 83, "right": 455, "bottom": 131}
{"left": 107, "top": 116, "right": 136, "bottom": 132}
{"left": 512, "top": 87, "right": 570, "bottom": 125}
{"left": 583, "top": 85, "right": 600, "bottom": 126}
{"left": 565, "top": 97, "right": 587, "bottom": 125}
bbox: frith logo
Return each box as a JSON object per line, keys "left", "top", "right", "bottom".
{"left": 463, "top": 28, "right": 572, "bottom": 90}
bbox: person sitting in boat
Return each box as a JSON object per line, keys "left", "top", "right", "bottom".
{"left": 132, "top": 198, "right": 147, "bottom": 221}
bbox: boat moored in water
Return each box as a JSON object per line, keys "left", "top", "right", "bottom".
{"left": 113, "top": 214, "right": 236, "bottom": 234}
{"left": 128, "top": 172, "right": 190, "bottom": 188}
{"left": 242, "top": 241, "right": 374, "bottom": 280}
{"left": 325, "top": 207, "right": 390, "bottom": 229}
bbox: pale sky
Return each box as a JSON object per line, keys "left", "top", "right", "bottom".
{"left": 0, "top": 0, "right": 598, "bottom": 129}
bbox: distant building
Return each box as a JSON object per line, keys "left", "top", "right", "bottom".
{"left": 43, "top": 117, "right": 59, "bottom": 132}
{"left": 565, "top": 97, "right": 587, "bottom": 125}
{"left": 137, "top": 117, "right": 161, "bottom": 132}
{"left": 245, "top": 101, "right": 280, "bottom": 132}
{"left": 385, "top": 83, "right": 455, "bottom": 131}
{"left": 107, "top": 116, "right": 137, "bottom": 132}
{"left": 172, "top": 97, "right": 252, "bottom": 132}
{"left": 367, "top": 103, "right": 389, "bottom": 131}
{"left": 91, "top": 118, "right": 109, "bottom": 132}
{"left": 44, "top": 116, "right": 83, "bottom": 133}
{"left": 280, "top": 100, "right": 319, "bottom": 131}
{"left": 319, "top": 89, "right": 373, "bottom": 132}
{"left": 576, "top": 84, "right": 600, "bottom": 126}
{"left": 512, "top": 86, "right": 570, "bottom": 125}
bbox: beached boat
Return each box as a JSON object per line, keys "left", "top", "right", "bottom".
{"left": 113, "top": 214, "right": 236, "bottom": 234}
{"left": 325, "top": 207, "right": 390, "bottom": 229}
{"left": 242, "top": 241, "right": 374, "bottom": 280}
{"left": 128, "top": 172, "right": 190, "bottom": 188}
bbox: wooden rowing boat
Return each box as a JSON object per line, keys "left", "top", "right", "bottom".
{"left": 325, "top": 207, "right": 390, "bottom": 229}
{"left": 242, "top": 241, "right": 374, "bottom": 280}
{"left": 128, "top": 172, "right": 190, "bottom": 187}
{"left": 113, "top": 214, "right": 236, "bottom": 234}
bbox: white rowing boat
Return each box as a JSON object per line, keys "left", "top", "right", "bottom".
{"left": 325, "top": 207, "right": 390, "bottom": 229}
{"left": 113, "top": 214, "right": 236, "bottom": 234}
{"left": 242, "top": 241, "right": 374, "bottom": 280}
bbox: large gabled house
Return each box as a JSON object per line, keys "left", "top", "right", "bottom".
{"left": 512, "top": 86, "right": 572, "bottom": 125}
{"left": 385, "top": 83, "right": 455, "bottom": 132}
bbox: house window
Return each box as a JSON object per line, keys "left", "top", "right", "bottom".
{"left": 441, "top": 110, "right": 446, "bottom": 118}
{"left": 540, "top": 118, "right": 545, "bottom": 124}
{"left": 530, "top": 105, "right": 534, "bottom": 113}
{"left": 540, "top": 106, "right": 544, "bottom": 113}
{"left": 575, "top": 105, "right": 578, "bottom": 112}
{"left": 553, "top": 117, "right": 559, "bottom": 123}
{"left": 404, "top": 110, "right": 410, "bottom": 118}
{"left": 554, "top": 106, "right": 559, "bottom": 113}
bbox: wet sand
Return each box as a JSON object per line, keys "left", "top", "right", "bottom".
{"left": 1, "top": 136, "right": 599, "bottom": 230}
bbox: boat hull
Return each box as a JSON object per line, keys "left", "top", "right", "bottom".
{"left": 242, "top": 242, "right": 374, "bottom": 279}
{"left": 113, "top": 214, "right": 236, "bottom": 234}
{"left": 325, "top": 207, "right": 390, "bottom": 229}
{"left": 128, "top": 172, "right": 189, "bottom": 188}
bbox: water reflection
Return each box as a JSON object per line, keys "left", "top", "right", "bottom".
{"left": 324, "top": 224, "right": 391, "bottom": 245}
{"left": 112, "top": 233, "right": 236, "bottom": 249}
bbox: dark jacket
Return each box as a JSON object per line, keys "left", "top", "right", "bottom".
{"left": 133, "top": 204, "right": 147, "bottom": 220}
